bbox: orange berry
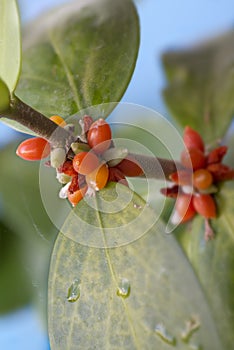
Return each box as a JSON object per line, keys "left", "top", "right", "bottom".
{"left": 86, "top": 163, "right": 109, "bottom": 190}
{"left": 16, "top": 137, "right": 50, "bottom": 161}
{"left": 192, "top": 194, "right": 216, "bottom": 218}
{"left": 50, "top": 115, "right": 66, "bottom": 127}
{"left": 183, "top": 126, "right": 204, "bottom": 152}
{"left": 175, "top": 194, "right": 196, "bottom": 222}
{"left": 73, "top": 152, "right": 100, "bottom": 175}
{"left": 181, "top": 148, "right": 206, "bottom": 170}
{"left": 68, "top": 185, "right": 88, "bottom": 207}
{"left": 193, "top": 169, "right": 213, "bottom": 190}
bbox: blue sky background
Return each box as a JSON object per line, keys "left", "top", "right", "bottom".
{"left": 0, "top": 0, "right": 233, "bottom": 348}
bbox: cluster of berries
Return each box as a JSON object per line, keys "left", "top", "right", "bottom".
{"left": 16, "top": 115, "right": 143, "bottom": 207}
{"left": 161, "top": 126, "right": 234, "bottom": 238}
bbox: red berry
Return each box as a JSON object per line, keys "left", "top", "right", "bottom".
{"left": 16, "top": 137, "right": 50, "bottom": 161}
{"left": 87, "top": 118, "right": 112, "bottom": 154}
{"left": 207, "top": 163, "right": 234, "bottom": 182}
{"left": 193, "top": 169, "right": 213, "bottom": 190}
{"left": 183, "top": 126, "right": 204, "bottom": 152}
{"left": 181, "top": 148, "right": 206, "bottom": 170}
{"left": 192, "top": 194, "right": 216, "bottom": 218}
{"left": 207, "top": 146, "right": 227, "bottom": 165}
{"left": 116, "top": 156, "right": 143, "bottom": 177}
{"left": 160, "top": 185, "right": 179, "bottom": 198}
{"left": 86, "top": 163, "right": 109, "bottom": 190}
{"left": 58, "top": 160, "right": 77, "bottom": 176}
{"left": 175, "top": 194, "right": 196, "bottom": 222}
{"left": 73, "top": 152, "right": 100, "bottom": 175}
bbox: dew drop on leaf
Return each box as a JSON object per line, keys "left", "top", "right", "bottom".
{"left": 116, "top": 278, "right": 131, "bottom": 298}
{"left": 67, "top": 279, "right": 81, "bottom": 303}
{"left": 154, "top": 323, "right": 176, "bottom": 346}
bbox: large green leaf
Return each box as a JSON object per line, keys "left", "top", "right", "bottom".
{"left": 162, "top": 30, "right": 234, "bottom": 144}
{"left": 0, "top": 0, "right": 21, "bottom": 92}
{"left": 3, "top": 0, "right": 139, "bottom": 134}
{"left": 0, "top": 78, "right": 10, "bottom": 112}
{"left": 176, "top": 180, "right": 234, "bottom": 350}
{"left": 48, "top": 183, "right": 223, "bottom": 349}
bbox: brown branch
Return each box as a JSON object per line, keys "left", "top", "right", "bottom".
{"left": 129, "top": 153, "right": 182, "bottom": 180}
{"left": 1, "top": 97, "right": 181, "bottom": 179}
{"left": 4, "top": 97, "right": 75, "bottom": 149}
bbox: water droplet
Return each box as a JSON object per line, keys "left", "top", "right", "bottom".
{"left": 67, "top": 279, "right": 81, "bottom": 303}
{"left": 155, "top": 324, "right": 176, "bottom": 346}
{"left": 117, "top": 278, "right": 131, "bottom": 298}
{"left": 181, "top": 316, "right": 200, "bottom": 342}
{"left": 133, "top": 203, "right": 142, "bottom": 209}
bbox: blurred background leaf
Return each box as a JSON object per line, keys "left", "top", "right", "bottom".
{"left": 0, "top": 141, "right": 57, "bottom": 319}
{"left": 173, "top": 180, "right": 234, "bottom": 350}
{"left": 0, "top": 221, "right": 32, "bottom": 313}
{"left": 162, "top": 30, "right": 234, "bottom": 144}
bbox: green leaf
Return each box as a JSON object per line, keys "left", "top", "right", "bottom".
{"left": 162, "top": 30, "right": 234, "bottom": 144}
{"left": 0, "top": 220, "right": 32, "bottom": 314}
{"left": 0, "top": 0, "right": 21, "bottom": 92}
{"left": 176, "top": 180, "right": 234, "bottom": 350}
{"left": 0, "top": 78, "right": 10, "bottom": 112}
{"left": 3, "top": 0, "right": 139, "bottom": 134}
{"left": 48, "top": 183, "right": 223, "bottom": 349}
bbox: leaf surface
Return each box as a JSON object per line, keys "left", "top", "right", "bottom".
{"left": 0, "top": 78, "right": 10, "bottom": 112}
{"left": 162, "top": 30, "right": 234, "bottom": 144}
{"left": 0, "top": 0, "right": 21, "bottom": 92}
{"left": 48, "top": 183, "right": 223, "bottom": 349}
{"left": 3, "top": 0, "right": 139, "bottom": 134}
{"left": 176, "top": 180, "right": 234, "bottom": 350}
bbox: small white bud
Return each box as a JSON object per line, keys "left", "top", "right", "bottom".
{"left": 103, "top": 147, "right": 128, "bottom": 167}
{"left": 50, "top": 147, "right": 66, "bottom": 168}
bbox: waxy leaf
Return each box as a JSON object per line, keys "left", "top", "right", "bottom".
{"left": 0, "top": 78, "right": 10, "bottom": 112}
{"left": 49, "top": 183, "right": 223, "bottom": 349}
{"left": 0, "top": 0, "right": 21, "bottom": 92}
{"left": 176, "top": 180, "right": 234, "bottom": 350}
{"left": 163, "top": 30, "right": 234, "bottom": 144}
{"left": 4, "top": 0, "right": 139, "bottom": 134}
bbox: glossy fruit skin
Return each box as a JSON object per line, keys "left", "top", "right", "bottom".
{"left": 87, "top": 118, "right": 112, "bottom": 154}
{"left": 192, "top": 194, "right": 216, "bottom": 218}
{"left": 86, "top": 163, "right": 109, "bottom": 190}
{"left": 50, "top": 115, "right": 66, "bottom": 126}
{"left": 68, "top": 185, "right": 88, "bottom": 207}
{"left": 181, "top": 148, "right": 206, "bottom": 170}
{"left": 116, "top": 156, "right": 143, "bottom": 177}
{"left": 175, "top": 194, "right": 196, "bottom": 222}
{"left": 73, "top": 151, "right": 100, "bottom": 175}
{"left": 183, "top": 126, "right": 204, "bottom": 152}
{"left": 193, "top": 169, "right": 213, "bottom": 190}
{"left": 16, "top": 137, "right": 50, "bottom": 161}
{"left": 207, "top": 146, "right": 227, "bottom": 165}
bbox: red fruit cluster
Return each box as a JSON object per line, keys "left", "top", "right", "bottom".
{"left": 161, "top": 126, "right": 234, "bottom": 226}
{"left": 57, "top": 116, "right": 143, "bottom": 207}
